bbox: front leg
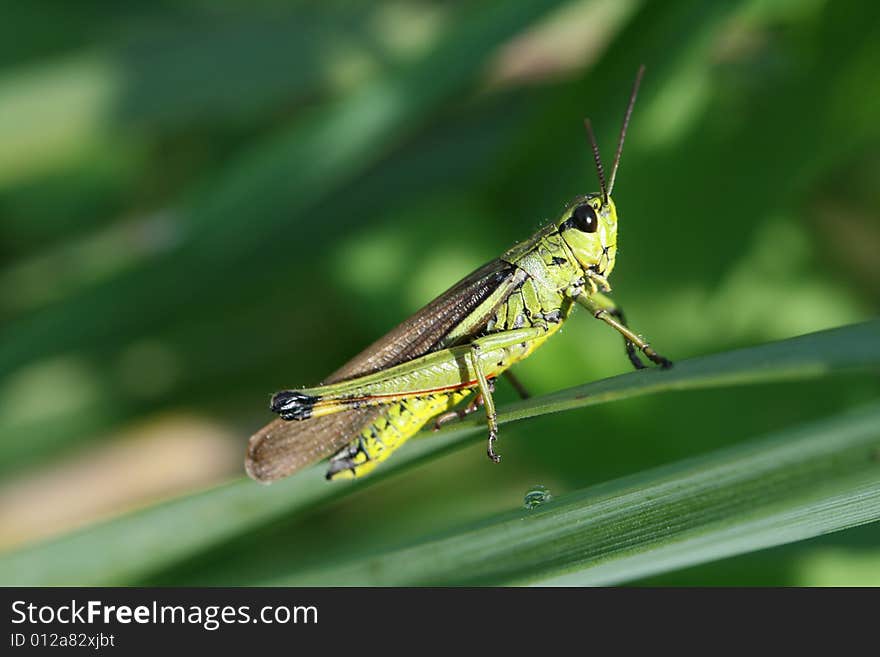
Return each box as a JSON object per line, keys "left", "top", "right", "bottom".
{"left": 577, "top": 292, "right": 672, "bottom": 369}
{"left": 586, "top": 291, "right": 645, "bottom": 369}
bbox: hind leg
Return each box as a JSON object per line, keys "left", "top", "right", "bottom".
{"left": 433, "top": 384, "right": 492, "bottom": 430}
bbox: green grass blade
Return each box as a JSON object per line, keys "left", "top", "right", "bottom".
{"left": 0, "top": 321, "right": 877, "bottom": 585}
{"left": 0, "top": 0, "right": 570, "bottom": 381}
{"left": 274, "top": 404, "right": 880, "bottom": 586}
{"left": 486, "top": 318, "right": 880, "bottom": 427}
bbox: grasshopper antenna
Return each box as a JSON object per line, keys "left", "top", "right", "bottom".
{"left": 607, "top": 64, "right": 645, "bottom": 197}
{"left": 583, "top": 118, "right": 608, "bottom": 203}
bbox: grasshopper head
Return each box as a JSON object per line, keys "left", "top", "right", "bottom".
{"left": 558, "top": 194, "right": 618, "bottom": 278}
{"left": 561, "top": 65, "right": 644, "bottom": 285}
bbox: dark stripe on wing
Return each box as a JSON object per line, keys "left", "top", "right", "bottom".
{"left": 328, "top": 259, "right": 517, "bottom": 381}
{"left": 246, "top": 259, "right": 520, "bottom": 482}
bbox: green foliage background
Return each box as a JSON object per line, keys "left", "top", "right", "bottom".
{"left": 1, "top": 0, "right": 878, "bottom": 585}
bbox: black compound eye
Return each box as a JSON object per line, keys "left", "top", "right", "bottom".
{"left": 564, "top": 203, "right": 599, "bottom": 233}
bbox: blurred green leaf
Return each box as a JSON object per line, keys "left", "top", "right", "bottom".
{"left": 0, "top": 321, "right": 876, "bottom": 586}
{"left": 278, "top": 403, "right": 880, "bottom": 586}
{"left": 0, "top": 0, "right": 570, "bottom": 379}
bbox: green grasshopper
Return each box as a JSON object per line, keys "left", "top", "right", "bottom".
{"left": 246, "top": 67, "right": 671, "bottom": 483}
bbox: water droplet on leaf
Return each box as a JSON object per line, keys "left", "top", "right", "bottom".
{"left": 523, "top": 484, "right": 552, "bottom": 510}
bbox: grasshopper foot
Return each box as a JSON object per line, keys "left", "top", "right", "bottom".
{"left": 625, "top": 341, "right": 647, "bottom": 370}
{"left": 642, "top": 346, "right": 673, "bottom": 369}
{"left": 487, "top": 430, "right": 501, "bottom": 463}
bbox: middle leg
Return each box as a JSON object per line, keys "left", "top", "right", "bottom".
{"left": 469, "top": 343, "right": 501, "bottom": 463}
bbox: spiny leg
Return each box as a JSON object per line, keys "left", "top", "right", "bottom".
{"left": 470, "top": 343, "right": 501, "bottom": 463}
{"left": 433, "top": 384, "right": 491, "bottom": 431}
{"left": 604, "top": 306, "right": 645, "bottom": 370}
{"left": 503, "top": 370, "right": 531, "bottom": 399}
{"left": 577, "top": 293, "right": 672, "bottom": 369}
{"left": 578, "top": 291, "right": 645, "bottom": 369}
{"left": 594, "top": 309, "right": 671, "bottom": 368}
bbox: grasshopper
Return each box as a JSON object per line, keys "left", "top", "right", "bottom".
{"left": 246, "top": 67, "right": 671, "bottom": 483}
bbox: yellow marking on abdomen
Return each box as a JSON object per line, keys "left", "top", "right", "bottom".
{"left": 329, "top": 389, "right": 473, "bottom": 479}
{"left": 331, "top": 285, "right": 570, "bottom": 479}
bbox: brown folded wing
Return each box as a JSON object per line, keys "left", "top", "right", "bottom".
{"left": 246, "top": 259, "right": 522, "bottom": 482}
